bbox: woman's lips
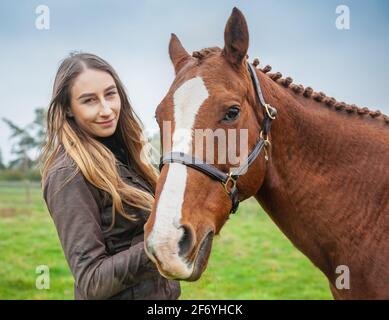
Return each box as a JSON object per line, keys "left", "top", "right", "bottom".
{"left": 96, "top": 118, "right": 115, "bottom": 127}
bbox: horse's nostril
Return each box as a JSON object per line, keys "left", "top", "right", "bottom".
{"left": 178, "top": 225, "right": 194, "bottom": 257}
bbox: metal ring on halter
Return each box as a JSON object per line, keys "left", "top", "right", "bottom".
{"left": 260, "top": 130, "right": 271, "bottom": 147}
{"left": 222, "top": 173, "right": 237, "bottom": 195}
{"left": 259, "top": 131, "right": 271, "bottom": 161}
{"left": 264, "top": 103, "right": 277, "bottom": 120}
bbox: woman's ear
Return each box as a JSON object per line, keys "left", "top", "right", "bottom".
{"left": 169, "top": 33, "right": 191, "bottom": 74}
{"left": 66, "top": 108, "right": 74, "bottom": 118}
{"left": 222, "top": 7, "right": 249, "bottom": 69}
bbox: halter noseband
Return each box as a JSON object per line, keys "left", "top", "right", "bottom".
{"left": 159, "top": 63, "right": 277, "bottom": 214}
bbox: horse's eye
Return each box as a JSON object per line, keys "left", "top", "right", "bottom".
{"left": 223, "top": 106, "right": 240, "bottom": 122}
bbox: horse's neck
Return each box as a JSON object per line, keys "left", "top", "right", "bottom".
{"left": 254, "top": 72, "right": 389, "bottom": 278}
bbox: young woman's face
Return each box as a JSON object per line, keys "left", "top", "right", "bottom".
{"left": 69, "top": 69, "right": 121, "bottom": 138}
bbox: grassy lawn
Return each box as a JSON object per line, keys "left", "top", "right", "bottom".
{"left": 0, "top": 182, "right": 332, "bottom": 300}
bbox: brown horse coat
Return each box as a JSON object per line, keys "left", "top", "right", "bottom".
{"left": 145, "top": 7, "right": 389, "bottom": 299}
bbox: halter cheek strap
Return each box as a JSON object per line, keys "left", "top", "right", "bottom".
{"left": 247, "top": 63, "right": 277, "bottom": 139}
{"left": 159, "top": 63, "right": 277, "bottom": 214}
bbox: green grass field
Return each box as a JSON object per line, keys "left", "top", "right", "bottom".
{"left": 0, "top": 182, "right": 332, "bottom": 299}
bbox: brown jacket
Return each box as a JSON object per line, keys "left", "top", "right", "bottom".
{"left": 43, "top": 149, "right": 180, "bottom": 300}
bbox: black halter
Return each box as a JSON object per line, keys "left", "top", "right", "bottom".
{"left": 159, "top": 63, "right": 277, "bottom": 214}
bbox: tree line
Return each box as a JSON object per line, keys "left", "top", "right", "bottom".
{"left": 1, "top": 108, "right": 45, "bottom": 181}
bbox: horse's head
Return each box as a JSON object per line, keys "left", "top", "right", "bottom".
{"left": 144, "top": 8, "right": 270, "bottom": 280}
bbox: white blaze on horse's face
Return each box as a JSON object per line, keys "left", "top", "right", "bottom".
{"left": 146, "top": 76, "right": 209, "bottom": 279}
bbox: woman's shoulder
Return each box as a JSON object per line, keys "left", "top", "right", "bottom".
{"left": 43, "top": 146, "right": 103, "bottom": 207}
{"left": 43, "top": 147, "right": 81, "bottom": 194}
{"left": 43, "top": 153, "right": 99, "bottom": 210}
{"left": 46, "top": 146, "right": 76, "bottom": 176}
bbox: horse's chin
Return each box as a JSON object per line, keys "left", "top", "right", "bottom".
{"left": 152, "top": 231, "right": 214, "bottom": 281}
{"left": 185, "top": 230, "right": 214, "bottom": 281}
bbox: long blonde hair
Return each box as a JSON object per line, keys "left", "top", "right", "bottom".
{"left": 40, "top": 52, "right": 158, "bottom": 228}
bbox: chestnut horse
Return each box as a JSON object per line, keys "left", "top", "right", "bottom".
{"left": 144, "top": 8, "right": 389, "bottom": 299}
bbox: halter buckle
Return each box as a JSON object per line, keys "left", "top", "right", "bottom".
{"left": 264, "top": 103, "right": 277, "bottom": 120}
{"left": 260, "top": 131, "right": 271, "bottom": 146}
{"left": 222, "top": 173, "right": 237, "bottom": 195}
{"left": 260, "top": 130, "right": 271, "bottom": 161}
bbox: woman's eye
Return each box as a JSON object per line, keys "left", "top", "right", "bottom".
{"left": 84, "top": 98, "right": 96, "bottom": 104}
{"left": 222, "top": 106, "right": 240, "bottom": 122}
{"left": 106, "top": 91, "right": 117, "bottom": 97}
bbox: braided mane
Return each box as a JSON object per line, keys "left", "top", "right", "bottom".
{"left": 191, "top": 48, "right": 389, "bottom": 124}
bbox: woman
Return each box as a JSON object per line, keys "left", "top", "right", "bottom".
{"left": 40, "top": 52, "right": 180, "bottom": 300}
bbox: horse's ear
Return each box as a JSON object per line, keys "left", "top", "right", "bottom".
{"left": 169, "top": 33, "right": 191, "bottom": 74}
{"left": 222, "top": 7, "right": 249, "bottom": 68}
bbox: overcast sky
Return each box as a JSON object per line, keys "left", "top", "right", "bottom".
{"left": 1, "top": 0, "right": 388, "bottom": 164}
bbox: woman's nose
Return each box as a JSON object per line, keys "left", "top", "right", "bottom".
{"left": 99, "top": 101, "right": 112, "bottom": 116}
